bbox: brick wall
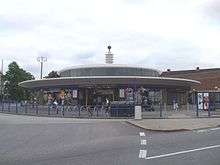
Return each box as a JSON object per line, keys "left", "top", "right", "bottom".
{"left": 161, "top": 68, "right": 220, "bottom": 91}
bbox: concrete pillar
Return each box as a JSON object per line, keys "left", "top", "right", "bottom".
{"left": 85, "top": 89, "right": 88, "bottom": 106}
{"left": 187, "top": 102, "right": 190, "bottom": 111}
{"left": 135, "top": 106, "right": 142, "bottom": 120}
{"left": 162, "top": 89, "right": 167, "bottom": 111}
{"left": 164, "top": 102, "right": 167, "bottom": 111}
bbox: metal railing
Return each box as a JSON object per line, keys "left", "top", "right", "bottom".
{"left": 0, "top": 101, "right": 134, "bottom": 118}
{"left": 0, "top": 101, "right": 219, "bottom": 119}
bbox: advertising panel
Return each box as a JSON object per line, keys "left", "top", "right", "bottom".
{"left": 197, "top": 93, "right": 203, "bottom": 110}
{"left": 72, "top": 90, "right": 78, "bottom": 98}
{"left": 119, "top": 89, "right": 125, "bottom": 98}
{"left": 203, "top": 93, "right": 209, "bottom": 110}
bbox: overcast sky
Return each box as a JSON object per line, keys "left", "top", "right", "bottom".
{"left": 0, "top": 0, "right": 220, "bottom": 78}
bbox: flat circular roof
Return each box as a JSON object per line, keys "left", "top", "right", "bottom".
{"left": 59, "top": 64, "right": 161, "bottom": 77}
{"left": 19, "top": 76, "right": 200, "bottom": 89}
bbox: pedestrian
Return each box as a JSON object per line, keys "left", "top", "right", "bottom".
{"left": 105, "top": 98, "right": 110, "bottom": 115}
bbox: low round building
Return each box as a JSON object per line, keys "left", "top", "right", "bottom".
{"left": 19, "top": 47, "right": 200, "bottom": 112}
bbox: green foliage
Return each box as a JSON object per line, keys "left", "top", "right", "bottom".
{"left": 4, "top": 62, "right": 34, "bottom": 101}
{"left": 44, "top": 70, "right": 60, "bottom": 78}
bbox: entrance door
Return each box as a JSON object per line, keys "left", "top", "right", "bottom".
{"left": 83, "top": 88, "right": 115, "bottom": 106}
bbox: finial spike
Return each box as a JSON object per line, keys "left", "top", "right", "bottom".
{"left": 105, "top": 45, "right": 114, "bottom": 64}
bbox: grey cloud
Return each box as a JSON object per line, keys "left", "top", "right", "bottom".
{"left": 139, "top": 43, "right": 202, "bottom": 71}
{"left": 0, "top": 15, "right": 45, "bottom": 32}
{"left": 123, "top": 0, "right": 146, "bottom": 5}
{"left": 76, "top": 52, "right": 95, "bottom": 59}
{"left": 202, "top": 0, "right": 220, "bottom": 20}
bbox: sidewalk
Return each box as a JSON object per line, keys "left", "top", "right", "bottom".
{"left": 1, "top": 112, "right": 220, "bottom": 131}
{"left": 0, "top": 112, "right": 129, "bottom": 124}
{"left": 127, "top": 118, "right": 220, "bottom": 131}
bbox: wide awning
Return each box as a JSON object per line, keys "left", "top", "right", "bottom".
{"left": 19, "top": 76, "right": 200, "bottom": 89}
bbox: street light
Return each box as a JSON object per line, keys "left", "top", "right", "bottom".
{"left": 3, "top": 81, "right": 9, "bottom": 101}
{"left": 0, "top": 59, "right": 3, "bottom": 102}
{"left": 37, "top": 56, "right": 47, "bottom": 79}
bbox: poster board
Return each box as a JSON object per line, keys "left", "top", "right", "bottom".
{"left": 203, "top": 93, "right": 209, "bottom": 110}
{"left": 119, "top": 89, "right": 125, "bottom": 98}
{"left": 197, "top": 93, "right": 203, "bottom": 110}
{"left": 72, "top": 90, "right": 78, "bottom": 98}
{"left": 197, "top": 92, "right": 209, "bottom": 110}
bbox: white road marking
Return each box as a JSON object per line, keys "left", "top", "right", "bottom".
{"left": 194, "top": 127, "right": 220, "bottom": 133}
{"left": 139, "top": 132, "right": 145, "bottom": 137}
{"left": 145, "top": 144, "right": 220, "bottom": 160}
{"left": 141, "top": 139, "right": 147, "bottom": 145}
{"left": 139, "top": 150, "right": 147, "bottom": 158}
{"left": 210, "top": 127, "right": 220, "bottom": 131}
{"left": 195, "top": 129, "right": 208, "bottom": 133}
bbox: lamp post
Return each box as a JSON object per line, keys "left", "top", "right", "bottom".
{"left": 0, "top": 59, "right": 3, "bottom": 102}
{"left": 37, "top": 56, "right": 47, "bottom": 79}
{"left": 3, "top": 81, "right": 9, "bottom": 111}
{"left": 193, "top": 89, "right": 199, "bottom": 117}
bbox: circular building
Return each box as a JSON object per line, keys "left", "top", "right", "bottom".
{"left": 19, "top": 47, "right": 200, "bottom": 112}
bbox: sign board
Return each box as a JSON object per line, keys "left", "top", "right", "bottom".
{"left": 203, "top": 93, "right": 209, "bottom": 110}
{"left": 125, "top": 88, "right": 133, "bottom": 101}
{"left": 197, "top": 92, "right": 209, "bottom": 110}
{"left": 119, "top": 89, "right": 125, "bottom": 98}
{"left": 60, "top": 90, "right": 65, "bottom": 100}
{"left": 197, "top": 93, "right": 203, "bottom": 110}
{"left": 72, "top": 90, "right": 78, "bottom": 98}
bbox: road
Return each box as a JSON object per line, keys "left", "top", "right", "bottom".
{"left": 0, "top": 114, "right": 220, "bottom": 165}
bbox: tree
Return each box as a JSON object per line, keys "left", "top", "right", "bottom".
{"left": 44, "top": 71, "right": 60, "bottom": 78}
{"left": 4, "top": 62, "right": 34, "bottom": 101}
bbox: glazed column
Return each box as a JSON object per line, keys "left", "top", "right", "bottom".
{"left": 162, "top": 89, "right": 167, "bottom": 111}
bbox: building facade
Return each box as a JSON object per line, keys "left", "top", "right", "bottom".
{"left": 161, "top": 68, "right": 220, "bottom": 109}
{"left": 19, "top": 47, "right": 201, "bottom": 113}
{"left": 19, "top": 64, "right": 199, "bottom": 111}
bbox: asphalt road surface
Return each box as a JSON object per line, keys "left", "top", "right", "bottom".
{"left": 0, "top": 114, "right": 220, "bottom": 165}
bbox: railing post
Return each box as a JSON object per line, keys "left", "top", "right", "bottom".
{"left": 56, "top": 106, "right": 59, "bottom": 115}
{"left": 62, "top": 104, "right": 65, "bottom": 116}
{"left": 208, "top": 105, "right": 211, "bottom": 117}
{"left": 2, "top": 101, "right": 4, "bottom": 112}
{"left": 160, "top": 102, "right": 162, "bottom": 118}
{"left": 196, "top": 92, "right": 199, "bottom": 117}
{"left": 8, "top": 100, "right": 10, "bottom": 112}
{"left": 36, "top": 104, "right": 38, "bottom": 115}
{"left": 15, "top": 101, "right": 18, "bottom": 113}
{"left": 78, "top": 105, "right": 81, "bottom": 117}
{"left": 48, "top": 105, "right": 50, "bottom": 115}
{"left": 96, "top": 106, "right": 99, "bottom": 117}
{"left": 25, "top": 102, "right": 27, "bottom": 114}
